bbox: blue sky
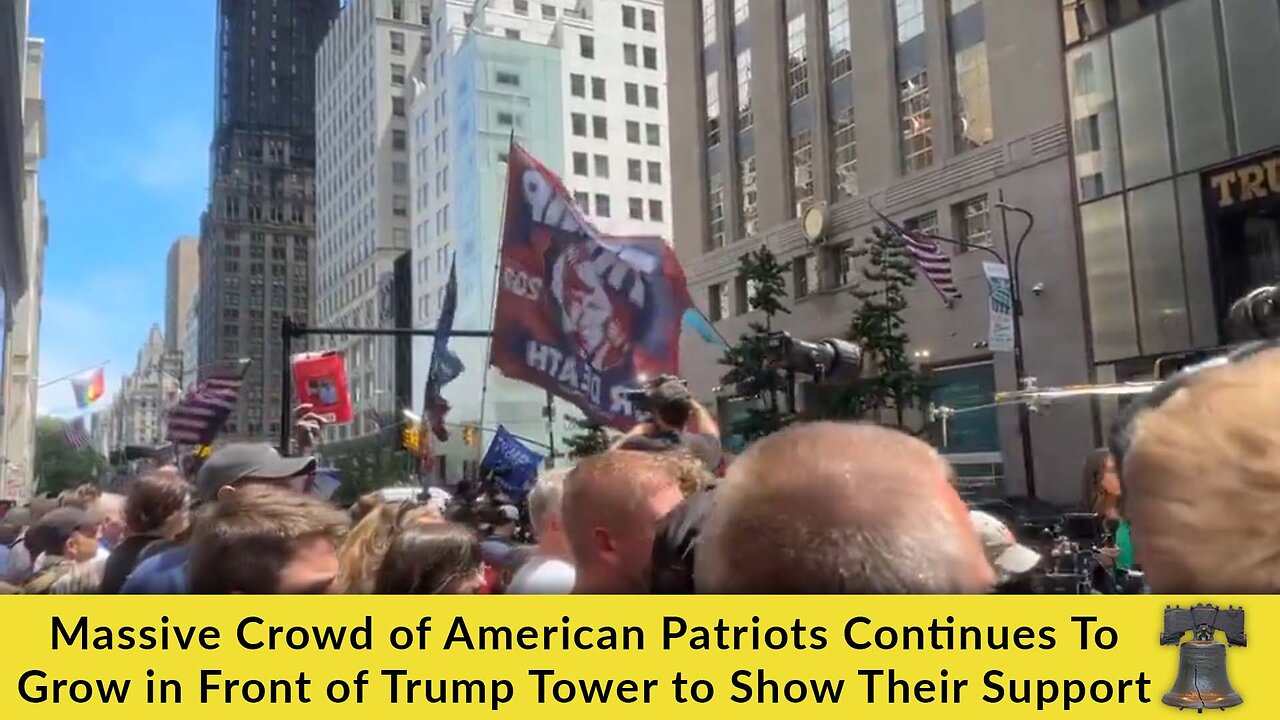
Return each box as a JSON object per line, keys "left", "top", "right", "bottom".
{"left": 31, "top": 0, "right": 214, "bottom": 415}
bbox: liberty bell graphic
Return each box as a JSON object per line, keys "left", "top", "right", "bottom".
{"left": 1160, "top": 604, "right": 1246, "bottom": 712}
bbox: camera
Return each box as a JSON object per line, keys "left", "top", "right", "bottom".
{"left": 762, "top": 332, "right": 863, "bottom": 384}
{"left": 624, "top": 375, "right": 689, "bottom": 411}
{"left": 1227, "top": 285, "right": 1280, "bottom": 341}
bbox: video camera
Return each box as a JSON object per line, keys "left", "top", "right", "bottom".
{"left": 622, "top": 374, "right": 693, "bottom": 417}
{"left": 761, "top": 332, "right": 863, "bottom": 384}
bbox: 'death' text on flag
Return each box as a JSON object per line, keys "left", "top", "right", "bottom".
{"left": 489, "top": 141, "right": 695, "bottom": 429}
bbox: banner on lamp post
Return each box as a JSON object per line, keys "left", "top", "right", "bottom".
{"left": 983, "top": 261, "right": 1015, "bottom": 353}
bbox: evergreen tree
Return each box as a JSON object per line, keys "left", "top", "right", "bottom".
{"left": 718, "top": 247, "right": 792, "bottom": 442}
{"left": 562, "top": 415, "right": 614, "bottom": 459}
{"left": 823, "top": 227, "right": 933, "bottom": 430}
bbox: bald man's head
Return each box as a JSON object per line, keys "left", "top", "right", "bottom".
{"left": 1124, "top": 347, "right": 1280, "bottom": 593}
{"left": 696, "top": 422, "right": 993, "bottom": 594}
{"left": 562, "top": 450, "right": 685, "bottom": 593}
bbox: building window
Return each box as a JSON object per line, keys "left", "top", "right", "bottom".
{"left": 391, "top": 63, "right": 406, "bottom": 85}
{"left": 642, "top": 8, "right": 656, "bottom": 31}
{"left": 793, "top": 254, "right": 817, "bottom": 297}
{"left": 570, "top": 73, "right": 585, "bottom": 97}
{"left": 392, "top": 96, "right": 405, "bottom": 116}
{"left": 580, "top": 35, "right": 595, "bottom": 58}
{"left": 572, "top": 152, "right": 589, "bottom": 176}
{"left": 593, "top": 154, "right": 609, "bottom": 178}
{"left": 392, "top": 162, "right": 408, "bottom": 185}
{"left": 733, "top": 0, "right": 749, "bottom": 25}
{"left": 505, "top": 29, "right": 521, "bottom": 40}
{"left": 905, "top": 211, "right": 939, "bottom": 237}
{"left": 708, "top": 173, "right": 725, "bottom": 250}
{"left": 392, "top": 0, "right": 404, "bottom": 20}
{"left": 623, "top": 5, "right": 637, "bottom": 28}
{"left": 390, "top": 31, "right": 405, "bottom": 55}
{"left": 644, "top": 85, "right": 659, "bottom": 109}
{"left": 955, "top": 195, "right": 992, "bottom": 249}
{"left": 827, "top": 0, "right": 852, "bottom": 79}
{"left": 625, "top": 82, "right": 639, "bottom": 105}
{"left": 831, "top": 106, "right": 858, "bottom": 199}
{"left": 592, "top": 115, "right": 608, "bottom": 139}
{"left": 515, "top": 0, "right": 529, "bottom": 15}
{"left": 393, "top": 195, "right": 409, "bottom": 219}
{"left": 702, "top": 0, "right": 717, "bottom": 48}
{"left": 628, "top": 158, "right": 643, "bottom": 182}
{"left": 629, "top": 197, "right": 645, "bottom": 220}
{"left": 627, "top": 120, "right": 641, "bottom": 143}
{"left": 787, "top": 14, "right": 809, "bottom": 103}
{"left": 735, "top": 50, "right": 752, "bottom": 132}
{"left": 542, "top": 4, "right": 556, "bottom": 20}
{"left": 591, "top": 77, "right": 606, "bottom": 101}
{"left": 574, "top": 191, "right": 590, "bottom": 213}
{"left": 949, "top": 0, "right": 993, "bottom": 151}
{"left": 624, "top": 43, "right": 638, "bottom": 66}
{"left": 899, "top": 71, "right": 933, "bottom": 173}
{"left": 392, "top": 129, "right": 407, "bottom": 150}
{"left": 571, "top": 113, "right": 587, "bottom": 136}
{"left": 740, "top": 155, "right": 758, "bottom": 237}
{"left": 496, "top": 111, "right": 516, "bottom": 126}
{"left": 647, "top": 161, "right": 661, "bottom": 184}
{"left": 643, "top": 46, "right": 657, "bottom": 70}
{"left": 649, "top": 200, "right": 664, "bottom": 222}
{"left": 708, "top": 282, "right": 728, "bottom": 321}
{"left": 646, "top": 123, "right": 661, "bottom": 146}
{"left": 791, "top": 129, "right": 814, "bottom": 218}
{"left": 594, "top": 194, "right": 611, "bottom": 218}
{"left": 895, "top": 0, "right": 932, "bottom": 173}
{"left": 496, "top": 71, "right": 520, "bottom": 87}
{"left": 705, "top": 71, "right": 721, "bottom": 147}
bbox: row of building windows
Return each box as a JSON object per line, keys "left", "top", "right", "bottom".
{"left": 571, "top": 153, "right": 664, "bottom": 183}
{"left": 702, "top": 0, "right": 993, "bottom": 249}
{"left": 571, "top": 192, "right": 665, "bottom": 223}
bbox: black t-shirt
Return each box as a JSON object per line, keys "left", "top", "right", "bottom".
{"left": 99, "top": 534, "right": 165, "bottom": 595}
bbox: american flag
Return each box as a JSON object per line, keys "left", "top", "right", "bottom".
{"left": 64, "top": 416, "right": 91, "bottom": 450}
{"left": 873, "top": 208, "right": 962, "bottom": 302}
{"left": 165, "top": 363, "right": 248, "bottom": 445}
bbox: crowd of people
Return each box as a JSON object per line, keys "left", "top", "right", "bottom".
{"left": 1, "top": 344, "right": 1275, "bottom": 596}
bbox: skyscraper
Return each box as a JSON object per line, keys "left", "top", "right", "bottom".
{"left": 665, "top": 0, "right": 1093, "bottom": 504}
{"left": 164, "top": 236, "right": 198, "bottom": 356}
{"left": 199, "top": 0, "right": 339, "bottom": 441}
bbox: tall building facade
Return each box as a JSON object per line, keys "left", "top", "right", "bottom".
{"left": 182, "top": 288, "right": 200, "bottom": 390}
{"left": 315, "top": 0, "right": 428, "bottom": 441}
{"left": 667, "top": 0, "right": 1093, "bottom": 505}
{"left": 0, "top": 0, "right": 30, "bottom": 326}
{"left": 164, "top": 236, "right": 199, "bottom": 356}
{"left": 409, "top": 0, "right": 671, "bottom": 477}
{"left": 1059, "top": 0, "right": 1280, "bottom": 434}
{"left": 198, "top": 0, "right": 339, "bottom": 442}
{"left": 106, "top": 325, "right": 180, "bottom": 449}
{"left": 1, "top": 34, "right": 44, "bottom": 502}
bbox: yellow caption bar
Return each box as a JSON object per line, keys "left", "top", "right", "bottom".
{"left": 0, "top": 596, "right": 1272, "bottom": 717}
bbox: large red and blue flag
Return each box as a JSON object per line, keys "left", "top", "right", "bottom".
{"left": 490, "top": 141, "right": 695, "bottom": 429}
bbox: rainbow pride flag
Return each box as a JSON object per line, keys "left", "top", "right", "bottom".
{"left": 70, "top": 367, "right": 106, "bottom": 408}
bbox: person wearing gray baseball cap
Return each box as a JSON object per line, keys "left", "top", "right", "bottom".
{"left": 120, "top": 443, "right": 318, "bottom": 594}
{"left": 195, "top": 443, "right": 318, "bottom": 502}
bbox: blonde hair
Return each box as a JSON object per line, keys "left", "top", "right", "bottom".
{"left": 335, "top": 501, "right": 441, "bottom": 594}
{"left": 1124, "top": 348, "right": 1280, "bottom": 593}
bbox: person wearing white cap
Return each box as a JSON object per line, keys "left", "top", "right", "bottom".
{"left": 970, "top": 510, "right": 1042, "bottom": 586}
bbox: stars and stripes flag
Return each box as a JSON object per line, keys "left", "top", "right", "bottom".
{"left": 871, "top": 206, "right": 962, "bottom": 303}
{"left": 64, "top": 416, "right": 91, "bottom": 451}
{"left": 165, "top": 362, "right": 248, "bottom": 445}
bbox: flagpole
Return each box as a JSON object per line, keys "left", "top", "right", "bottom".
{"left": 38, "top": 360, "right": 110, "bottom": 389}
{"left": 477, "top": 132, "right": 515, "bottom": 457}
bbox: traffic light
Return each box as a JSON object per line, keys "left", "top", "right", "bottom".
{"left": 462, "top": 425, "right": 478, "bottom": 447}
{"left": 401, "top": 426, "right": 421, "bottom": 453}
